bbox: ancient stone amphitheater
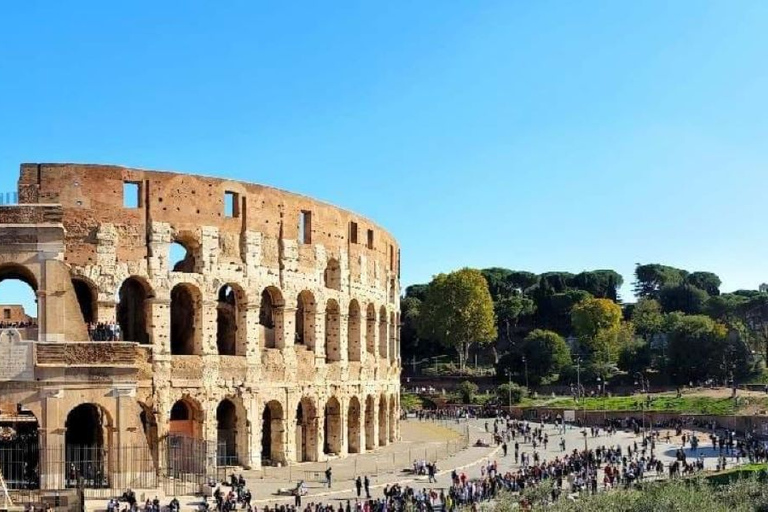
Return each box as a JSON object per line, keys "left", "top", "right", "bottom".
{"left": 0, "top": 163, "right": 401, "bottom": 493}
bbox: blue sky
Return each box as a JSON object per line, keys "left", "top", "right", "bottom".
{"left": 1, "top": 1, "right": 767, "bottom": 316}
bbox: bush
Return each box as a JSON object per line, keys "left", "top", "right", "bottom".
{"left": 496, "top": 382, "right": 527, "bottom": 405}
{"left": 457, "top": 381, "right": 479, "bottom": 404}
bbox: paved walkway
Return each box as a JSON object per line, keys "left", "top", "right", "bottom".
{"left": 86, "top": 417, "right": 746, "bottom": 511}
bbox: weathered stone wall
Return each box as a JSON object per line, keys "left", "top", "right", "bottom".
{"left": 0, "top": 162, "right": 402, "bottom": 486}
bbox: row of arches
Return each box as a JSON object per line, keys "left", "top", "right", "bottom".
{"left": 78, "top": 276, "right": 399, "bottom": 361}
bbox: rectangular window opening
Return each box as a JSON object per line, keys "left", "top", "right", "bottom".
{"left": 299, "top": 210, "right": 312, "bottom": 244}
{"left": 367, "top": 229, "right": 374, "bottom": 250}
{"left": 123, "top": 181, "right": 141, "bottom": 208}
{"left": 389, "top": 244, "right": 394, "bottom": 270}
{"left": 350, "top": 221, "right": 358, "bottom": 244}
{"left": 224, "top": 191, "right": 239, "bottom": 218}
{"left": 3, "top": 309, "right": 10, "bottom": 320}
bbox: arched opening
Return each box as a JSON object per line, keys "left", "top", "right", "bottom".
{"left": 260, "top": 287, "right": 283, "bottom": 349}
{"left": 325, "top": 299, "right": 340, "bottom": 363}
{"left": 216, "top": 400, "right": 238, "bottom": 466}
{"left": 72, "top": 277, "right": 97, "bottom": 326}
{"left": 117, "top": 277, "right": 151, "bottom": 345}
{"left": 323, "top": 397, "right": 341, "bottom": 455}
{"left": 324, "top": 259, "right": 341, "bottom": 291}
{"left": 364, "top": 395, "right": 375, "bottom": 451}
{"left": 347, "top": 300, "right": 361, "bottom": 362}
{"left": 389, "top": 278, "right": 396, "bottom": 303}
{"left": 217, "top": 284, "right": 245, "bottom": 356}
{"left": 0, "top": 264, "right": 38, "bottom": 340}
{"left": 170, "top": 283, "right": 201, "bottom": 355}
{"left": 295, "top": 398, "right": 317, "bottom": 462}
{"left": 0, "top": 405, "right": 39, "bottom": 489}
{"left": 378, "top": 396, "right": 388, "bottom": 446}
{"left": 168, "top": 399, "right": 203, "bottom": 439}
{"left": 389, "top": 312, "right": 397, "bottom": 362}
{"left": 378, "top": 306, "right": 388, "bottom": 359}
{"left": 366, "top": 304, "right": 376, "bottom": 356}
{"left": 389, "top": 397, "right": 396, "bottom": 442}
{"left": 167, "top": 398, "right": 204, "bottom": 476}
{"left": 169, "top": 234, "right": 199, "bottom": 273}
{"left": 65, "top": 403, "right": 110, "bottom": 488}
{"left": 295, "top": 291, "right": 316, "bottom": 348}
{"left": 261, "top": 401, "right": 285, "bottom": 465}
{"left": 347, "top": 397, "right": 361, "bottom": 454}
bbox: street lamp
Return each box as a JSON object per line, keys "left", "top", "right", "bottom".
{"left": 504, "top": 368, "right": 512, "bottom": 409}
{"left": 522, "top": 356, "right": 529, "bottom": 390}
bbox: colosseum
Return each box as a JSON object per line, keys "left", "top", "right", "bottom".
{"left": 0, "top": 163, "right": 401, "bottom": 496}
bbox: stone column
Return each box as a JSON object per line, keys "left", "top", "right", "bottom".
{"left": 201, "top": 299, "right": 218, "bottom": 355}
{"left": 39, "top": 388, "right": 65, "bottom": 490}
{"left": 147, "top": 297, "right": 171, "bottom": 354}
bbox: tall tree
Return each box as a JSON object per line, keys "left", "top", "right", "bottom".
{"left": 633, "top": 264, "right": 687, "bottom": 299}
{"left": 685, "top": 271, "right": 722, "bottom": 296}
{"left": 417, "top": 268, "right": 497, "bottom": 370}
{"left": 659, "top": 283, "right": 709, "bottom": 315}
{"left": 571, "top": 297, "right": 623, "bottom": 341}
{"left": 631, "top": 298, "right": 664, "bottom": 341}
{"left": 570, "top": 270, "right": 624, "bottom": 301}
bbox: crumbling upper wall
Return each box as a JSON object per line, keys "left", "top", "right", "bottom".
{"left": 17, "top": 163, "right": 400, "bottom": 280}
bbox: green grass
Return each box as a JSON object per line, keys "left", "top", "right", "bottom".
{"left": 543, "top": 394, "right": 743, "bottom": 415}
{"left": 705, "top": 463, "right": 768, "bottom": 485}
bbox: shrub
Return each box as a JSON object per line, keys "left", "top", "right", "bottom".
{"left": 457, "top": 381, "right": 479, "bottom": 404}
{"left": 496, "top": 382, "right": 527, "bottom": 405}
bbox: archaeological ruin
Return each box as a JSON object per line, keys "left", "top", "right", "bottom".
{"left": 0, "top": 163, "right": 401, "bottom": 495}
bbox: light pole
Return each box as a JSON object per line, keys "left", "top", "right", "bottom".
{"left": 522, "top": 356, "right": 529, "bottom": 390}
{"left": 504, "top": 368, "right": 512, "bottom": 409}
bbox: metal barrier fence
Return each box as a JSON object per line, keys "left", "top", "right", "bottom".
{"left": 0, "top": 191, "right": 18, "bottom": 205}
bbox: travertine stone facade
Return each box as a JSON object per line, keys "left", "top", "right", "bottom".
{"left": 0, "top": 163, "right": 401, "bottom": 490}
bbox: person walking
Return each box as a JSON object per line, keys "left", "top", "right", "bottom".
{"left": 355, "top": 476, "right": 362, "bottom": 498}
{"left": 325, "top": 467, "right": 333, "bottom": 488}
{"left": 364, "top": 475, "right": 371, "bottom": 499}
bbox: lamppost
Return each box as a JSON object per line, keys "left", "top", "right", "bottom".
{"left": 504, "top": 368, "right": 512, "bottom": 409}
{"left": 522, "top": 356, "right": 529, "bottom": 390}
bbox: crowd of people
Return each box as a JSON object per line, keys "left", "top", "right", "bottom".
{"left": 88, "top": 321, "right": 122, "bottom": 341}
{"left": 0, "top": 319, "right": 37, "bottom": 329}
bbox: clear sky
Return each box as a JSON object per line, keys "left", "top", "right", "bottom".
{"left": 1, "top": 1, "right": 767, "bottom": 316}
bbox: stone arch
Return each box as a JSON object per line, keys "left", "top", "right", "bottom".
{"left": 323, "top": 396, "right": 342, "bottom": 455}
{"left": 324, "top": 258, "right": 341, "bottom": 291}
{"left": 378, "top": 395, "right": 388, "bottom": 446}
{"left": 260, "top": 286, "right": 284, "bottom": 349}
{"left": 169, "top": 397, "right": 203, "bottom": 439}
{"left": 0, "top": 264, "right": 38, "bottom": 339}
{"left": 169, "top": 231, "right": 201, "bottom": 273}
{"left": 325, "top": 299, "right": 341, "bottom": 362}
{"left": 170, "top": 283, "right": 202, "bottom": 355}
{"left": 364, "top": 395, "right": 375, "bottom": 451}
{"left": 389, "top": 311, "right": 397, "bottom": 362}
{"left": 216, "top": 283, "right": 247, "bottom": 356}
{"left": 388, "top": 396, "right": 397, "bottom": 442}
{"left": 365, "top": 303, "right": 376, "bottom": 356}
{"left": 261, "top": 400, "right": 285, "bottom": 465}
{"left": 378, "top": 306, "right": 388, "bottom": 359}
{"left": 71, "top": 276, "right": 97, "bottom": 326}
{"left": 216, "top": 399, "right": 239, "bottom": 466}
{"left": 116, "top": 276, "right": 152, "bottom": 345}
{"left": 65, "top": 403, "right": 113, "bottom": 488}
{"left": 347, "top": 396, "right": 361, "bottom": 454}
{"left": 347, "top": 300, "right": 362, "bottom": 362}
{"left": 0, "top": 405, "right": 39, "bottom": 490}
{"left": 295, "top": 397, "right": 318, "bottom": 462}
{"left": 295, "top": 290, "right": 316, "bottom": 349}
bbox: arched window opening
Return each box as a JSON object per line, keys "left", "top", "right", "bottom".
{"left": 65, "top": 403, "right": 109, "bottom": 488}
{"left": 378, "top": 306, "right": 388, "bottom": 359}
{"left": 216, "top": 400, "right": 238, "bottom": 466}
{"left": 389, "top": 312, "right": 397, "bottom": 362}
{"left": 323, "top": 397, "right": 341, "bottom": 455}
{"left": 117, "top": 277, "right": 150, "bottom": 345}
{"left": 72, "top": 278, "right": 97, "bottom": 326}
{"left": 348, "top": 300, "right": 362, "bottom": 362}
{"left": 325, "top": 299, "right": 340, "bottom": 363}
{"left": 347, "top": 397, "right": 361, "bottom": 454}
{"left": 0, "top": 405, "right": 39, "bottom": 489}
{"left": 365, "top": 304, "right": 376, "bottom": 356}
{"left": 260, "top": 287, "right": 283, "bottom": 349}
{"left": 295, "top": 291, "right": 316, "bottom": 348}
{"left": 170, "top": 284, "right": 200, "bottom": 355}
{"left": 295, "top": 399, "right": 317, "bottom": 462}
{"left": 0, "top": 265, "right": 38, "bottom": 340}
{"left": 364, "top": 395, "right": 376, "bottom": 451}
{"left": 389, "top": 278, "right": 396, "bottom": 303}
{"left": 324, "top": 259, "right": 341, "bottom": 291}
{"left": 169, "top": 398, "right": 203, "bottom": 440}
{"left": 378, "top": 396, "right": 388, "bottom": 446}
{"left": 216, "top": 284, "right": 243, "bottom": 356}
{"left": 169, "top": 234, "right": 199, "bottom": 274}
{"left": 261, "top": 401, "right": 285, "bottom": 465}
{"left": 170, "top": 401, "right": 190, "bottom": 421}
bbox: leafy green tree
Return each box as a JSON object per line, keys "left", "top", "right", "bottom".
{"left": 666, "top": 315, "right": 733, "bottom": 384}
{"left": 685, "top": 271, "right": 722, "bottom": 296}
{"left": 571, "top": 297, "right": 622, "bottom": 340}
{"left": 417, "top": 268, "right": 497, "bottom": 370}
{"left": 495, "top": 294, "right": 536, "bottom": 343}
{"left": 659, "top": 283, "right": 709, "bottom": 314}
{"left": 522, "top": 329, "right": 571, "bottom": 384}
{"left": 480, "top": 267, "right": 514, "bottom": 300}
{"left": 631, "top": 298, "right": 664, "bottom": 341}
{"left": 617, "top": 336, "right": 652, "bottom": 375}
{"left": 706, "top": 293, "right": 748, "bottom": 321}
{"left": 569, "top": 270, "right": 624, "bottom": 301}
{"left": 496, "top": 382, "right": 526, "bottom": 405}
{"left": 457, "top": 380, "right": 479, "bottom": 404}
{"left": 633, "top": 263, "right": 687, "bottom": 299}
{"left": 404, "top": 284, "right": 428, "bottom": 302}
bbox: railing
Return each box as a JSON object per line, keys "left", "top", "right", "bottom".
{"left": 0, "top": 191, "right": 18, "bottom": 205}
{"left": 35, "top": 342, "right": 143, "bottom": 367}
